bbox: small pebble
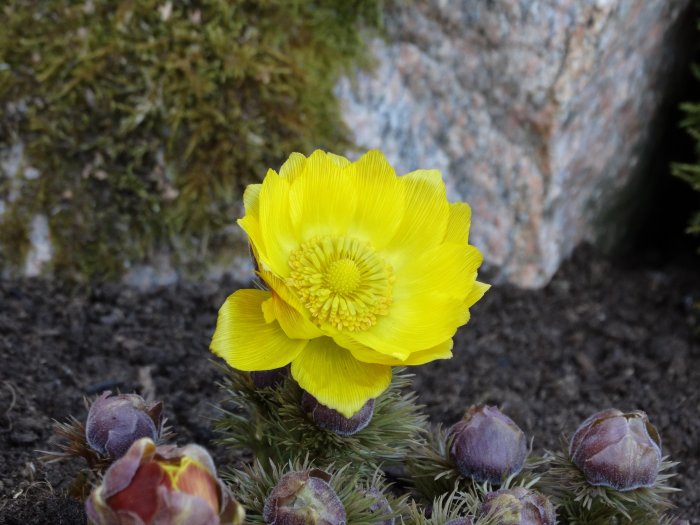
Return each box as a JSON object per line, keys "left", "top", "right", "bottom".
{"left": 9, "top": 430, "right": 39, "bottom": 446}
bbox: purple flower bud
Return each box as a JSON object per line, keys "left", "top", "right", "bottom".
{"left": 263, "top": 469, "right": 346, "bottom": 525}
{"left": 251, "top": 367, "right": 289, "bottom": 389}
{"left": 302, "top": 392, "right": 374, "bottom": 437}
{"left": 449, "top": 405, "right": 528, "bottom": 484}
{"left": 363, "top": 487, "right": 394, "bottom": 525}
{"left": 85, "top": 392, "right": 162, "bottom": 460}
{"left": 569, "top": 408, "right": 662, "bottom": 491}
{"left": 479, "top": 487, "right": 555, "bottom": 525}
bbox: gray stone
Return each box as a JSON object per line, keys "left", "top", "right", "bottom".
{"left": 1, "top": 1, "right": 693, "bottom": 289}
{"left": 338, "top": 0, "right": 692, "bottom": 287}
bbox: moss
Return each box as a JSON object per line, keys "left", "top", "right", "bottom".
{"left": 0, "top": 0, "right": 386, "bottom": 280}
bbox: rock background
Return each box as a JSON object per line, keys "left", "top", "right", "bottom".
{"left": 1, "top": 0, "right": 695, "bottom": 288}
{"left": 338, "top": 0, "right": 693, "bottom": 287}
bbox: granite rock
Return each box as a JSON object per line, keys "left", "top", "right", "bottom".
{"left": 1, "top": 1, "right": 693, "bottom": 288}
{"left": 338, "top": 0, "right": 692, "bottom": 287}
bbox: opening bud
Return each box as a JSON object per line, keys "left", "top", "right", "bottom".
{"left": 479, "top": 487, "right": 555, "bottom": 525}
{"left": 86, "top": 438, "right": 243, "bottom": 525}
{"left": 302, "top": 392, "right": 374, "bottom": 436}
{"left": 263, "top": 469, "right": 346, "bottom": 525}
{"left": 569, "top": 408, "right": 662, "bottom": 491}
{"left": 85, "top": 391, "right": 162, "bottom": 460}
{"left": 449, "top": 405, "right": 528, "bottom": 484}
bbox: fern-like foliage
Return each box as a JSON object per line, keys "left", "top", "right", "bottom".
{"left": 673, "top": 62, "right": 700, "bottom": 240}
{"left": 537, "top": 444, "right": 678, "bottom": 525}
{"left": 405, "top": 424, "right": 541, "bottom": 504}
{"left": 215, "top": 366, "right": 427, "bottom": 474}
{"left": 225, "top": 457, "right": 410, "bottom": 524}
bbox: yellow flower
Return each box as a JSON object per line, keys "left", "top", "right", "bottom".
{"left": 211, "top": 150, "right": 489, "bottom": 417}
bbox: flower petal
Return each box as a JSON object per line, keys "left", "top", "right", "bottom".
{"left": 210, "top": 289, "right": 307, "bottom": 371}
{"left": 279, "top": 152, "right": 307, "bottom": 181}
{"left": 394, "top": 242, "right": 483, "bottom": 301}
{"left": 242, "top": 183, "right": 262, "bottom": 218}
{"left": 173, "top": 460, "right": 219, "bottom": 515}
{"left": 291, "top": 337, "right": 391, "bottom": 417}
{"left": 261, "top": 293, "right": 324, "bottom": 340}
{"left": 346, "top": 150, "right": 405, "bottom": 249}
{"left": 258, "top": 267, "right": 307, "bottom": 313}
{"left": 402, "top": 338, "right": 454, "bottom": 365}
{"left": 237, "top": 183, "right": 265, "bottom": 263}
{"left": 332, "top": 333, "right": 404, "bottom": 365}
{"left": 156, "top": 488, "right": 220, "bottom": 525}
{"left": 238, "top": 215, "right": 263, "bottom": 258}
{"left": 351, "top": 293, "right": 470, "bottom": 355}
{"left": 337, "top": 335, "right": 454, "bottom": 366}
{"left": 289, "top": 150, "right": 358, "bottom": 241}
{"left": 465, "top": 281, "right": 491, "bottom": 308}
{"left": 384, "top": 169, "right": 449, "bottom": 265}
{"left": 258, "top": 170, "right": 299, "bottom": 277}
{"left": 346, "top": 242, "right": 481, "bottom": 354}
{"left": 102, "top": 439, "right": 156, "bottom": 497}
{"left": 327, "top": 152, "right": 351, "bottom": 166}
{"left": 106, "top": 461, "right": 165, "bottom": 523}
{"left": 444, "top": 202, "right": 471, "bottom": 244}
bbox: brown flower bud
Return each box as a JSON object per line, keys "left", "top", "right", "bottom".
{"left": 449, "top": 405, "right": 528, "bottom": 484}
{"left": 479, "top": 487, "right": 555, "bottom": 525}
{"left": 263, "top": 469, "right": 346, "bottom": 525}
{"left": 86, "top": 438, "right": 244, "bottom": 525}
{"left": 569, "top": 408, "right": 662, "bottom": 491}
{"left": 302, "top": 392, "right": 374, "bottom": 436}
{"left": 85, "top": 391, "right": 162, "bottom": 460}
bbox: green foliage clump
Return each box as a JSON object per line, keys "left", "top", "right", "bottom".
{"left": 673, "top": 62, "right": 700, "bottom": 241}
{"left": 215, "top": 368, "right": 426, "bottom": 474}
{"left": 0, "top": 0, "right": 384, "bottom": 279}
{"left": 226, "top": 458, "right": 410, "bottom": 524}
{"left": 538, "top": 445, "right": 678, "bottom": 525}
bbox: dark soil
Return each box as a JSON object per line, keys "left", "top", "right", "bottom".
{"left": 0, "top": 245, "right": 698, "bottom": 524}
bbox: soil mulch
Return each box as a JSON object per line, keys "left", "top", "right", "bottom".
{"left": 0, "top": 244, "right": 698, "bottom": 524}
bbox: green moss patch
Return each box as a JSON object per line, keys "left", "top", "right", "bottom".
{"left": 0, "top": 0, "right": 385, "bottom": 280}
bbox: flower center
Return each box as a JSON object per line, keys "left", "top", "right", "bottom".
{"left": 287, "top": 236, "right": 394, "bottom": 332}
{"left": 326, "top": 259, "right": 361, "bottom": 294}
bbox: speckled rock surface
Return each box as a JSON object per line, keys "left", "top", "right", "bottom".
{"left": 339, "top": 0, "right": 692, "bottom": 287}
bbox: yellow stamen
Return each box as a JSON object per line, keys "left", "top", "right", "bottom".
{"left": 287, "top": 236, "right": 394, "bottom": 331}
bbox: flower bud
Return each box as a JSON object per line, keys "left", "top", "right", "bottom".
{"left": 302, "top": 392, "right": 374, "bottom": 436}
{"left": 251, "top": 367, "right": 289, "bottom": 389}
{"left": 263, "top": 469, "right": 346, "bottom": 525}
{"left": 569, "top": 408, "right": 662, "bottom": 491}
{"left": 86, "top": 438, "right": 244, "bottom": 525}
{"left": 479, "top": 487, "right": 555, "bottom": 525}
{"left": 85, "top": 391, "right": 162, "bottom": 460}
{"left": 449, "top": 405, "right": 528, "bottom": 484}
{"left": 363, "top": 487, "right": 394, "bottom": 525}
